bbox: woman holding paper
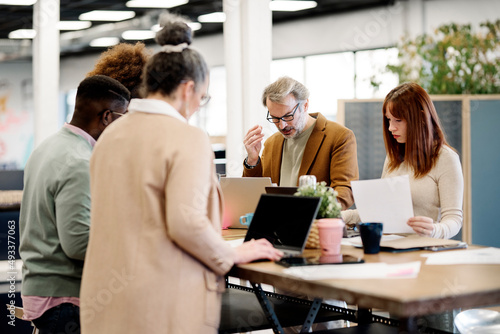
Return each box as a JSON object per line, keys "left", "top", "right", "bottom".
{"left": 343, "top": 82, "right": 463, "bottom": 239}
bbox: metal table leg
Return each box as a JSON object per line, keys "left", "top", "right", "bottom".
{"left": 300, "top": 297, "right": 323, "bottom": 333}
{"left": 356, "top": 307, "right": 373, "bottom": 324}
{"left": 251, "top": 283, "right": 284, "bottom": 334}
{"left": 399, "top": 316, "right": 420, "bottom": 334}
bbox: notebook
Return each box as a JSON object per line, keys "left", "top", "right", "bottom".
{"left": 244, "top": 194, "right": 321, "bottom": 256}
{"left": 220, "top": 177, "right": 272, "bottom": 229}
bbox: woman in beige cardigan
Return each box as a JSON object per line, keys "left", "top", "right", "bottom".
{"left": 80, "top": 14, "right": 282, "bottom": 334}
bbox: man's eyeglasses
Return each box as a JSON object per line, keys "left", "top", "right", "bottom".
{"left": 266, "top": 103, "right": 300, "bottom": 124}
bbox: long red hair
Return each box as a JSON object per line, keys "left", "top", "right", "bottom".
{"left": 382, "top": 82, "right": 449, "bottom": 178}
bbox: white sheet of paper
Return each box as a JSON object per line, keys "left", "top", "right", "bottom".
{"left": 283, "top": 261, "right": 421, "bottom": 280}
{"left": 348, "top": 234, "right": 405, "bottom": 247}
{"left": 225, "top": 238, "right": 244, "bottom": 247}
{"left": 423, "top": 247, "right": 500, "bottom": 265}
{"left": 351, "top": 175, "right": 414, "bottom": 233}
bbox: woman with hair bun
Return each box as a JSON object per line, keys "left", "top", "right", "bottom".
{"left": 80, "top": 13, "right": 282, "bottom": 334}
{"left": 343, "top": 82, "right": 463, "bottom": 239}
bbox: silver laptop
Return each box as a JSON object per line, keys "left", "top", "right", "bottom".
{"left": 244, "top": 194, "right": 321, "bottom": 256}
{"left": 220, "top": 177, "right": 272, "bottom": 229}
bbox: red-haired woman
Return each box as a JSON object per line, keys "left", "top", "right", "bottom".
{"left": 344, "top": 82, "right": 463, "bottom": 239}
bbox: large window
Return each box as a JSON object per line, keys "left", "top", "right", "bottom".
{"left": 189, "top": 66, "right": 227, "bottom": 137}
{"left": 270, "top": 58, "right": 305, "bottom": 83}
{"left": 355, "top": 48, "right": 399, "bottom": 99}
{"left": 193, "top": 47, "right": 399, "bottom": 136}
{"left": 305, "top": 52, "right": 355, "bottom": 119}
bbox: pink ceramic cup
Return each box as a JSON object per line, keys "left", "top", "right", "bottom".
{"left": 317, "top": 218, "right": 345, "bottom": 255}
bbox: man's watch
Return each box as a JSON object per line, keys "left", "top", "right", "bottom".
{"left": 244, "top": 157, "right": 260, "bottom": 169}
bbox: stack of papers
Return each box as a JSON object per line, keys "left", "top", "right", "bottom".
{"left": 282, "top": 261, "right": 421, "bottom": 280}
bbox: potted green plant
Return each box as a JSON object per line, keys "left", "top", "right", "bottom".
{"left": 295, "top": 181, "right": 343, "bottom": 249}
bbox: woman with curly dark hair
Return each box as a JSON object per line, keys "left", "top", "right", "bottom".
{"left": 87, "top": 42, "right": 152, "bottom": 98}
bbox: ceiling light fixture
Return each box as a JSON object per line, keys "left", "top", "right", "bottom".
{"left": 79, "top": 10, "right": 136, "bottom": 22}
{"left": 198, "top": 12, "right": 226, "bottom": 23}
{"left": 188, "top": 22, "right": 202, "bottom": 31}
{"left": 270, "top": 0, "right": 317, "bottom": 12}
{"left": 151, "top": 24, "right": 161, "bottom": 33}
{"left": 126, "top": 0, "right": 188, "bottom": 8}
{"left": 0, "top": 0, "right": 36, "bottom": 5}
{"left": 122, "top": 30, "right": 156, "bottom": 40}
{"left": 8, "top": 29, "right": 36, "bottom": 39}
{"left": 57, "top": 21, "right": 92, "bottom": 31}
{"left": 89, "top": 37, "right": 120, "bottom": 47}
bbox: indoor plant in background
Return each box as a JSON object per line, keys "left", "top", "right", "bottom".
{"left": 378, "top": 20, "right": 500, "bottom": 94}
{"left": 295, "top": 181, "right": 344, "bottom": 251}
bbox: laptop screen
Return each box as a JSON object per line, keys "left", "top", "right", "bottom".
{"left": 244, "top": 194, "right": 321, "bottom": 254}
{"left": 220, "top": 177, "right": 272, "bottom": 229}
{"left": 265, "top": 186, "right": 298, "bottom": 196}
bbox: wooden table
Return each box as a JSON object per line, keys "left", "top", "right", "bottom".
{"left": 0, "top": 190, "right": 22, "bottom": 211}
{"left": 224, "top": 239, "right": 500, "bottom": 333}
{"left": 222, "top": 228, "right": 247, "bottom": 240}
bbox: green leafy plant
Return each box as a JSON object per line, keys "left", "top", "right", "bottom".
{"left": 295, "top": 181, "right": 342, "bottom": 219}
{"left": 385, "top": 20, "right": 500, "bottom": 94}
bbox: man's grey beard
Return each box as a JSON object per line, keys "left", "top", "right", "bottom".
{"left": 283, "top": 110, "right": 307, "bottom": 139}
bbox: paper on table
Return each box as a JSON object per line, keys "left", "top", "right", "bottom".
{"left": 423, "top": 247, "right": 500, "bottom": 265}
{"left": 351, "top": 175, "right": 414, "bottom": 233}
{"left": 226, "top": 238, "right": 244, "bottom": 247}
{"left": 349, "top": 235, "right": 462, "bottom": 250}
{"left": 348, "top": 234, "right": 405, "bottom": 248}
{"left": 282, "top": 261, "right": 421, "bottom": 280}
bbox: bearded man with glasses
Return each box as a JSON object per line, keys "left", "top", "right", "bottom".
{"left": 242, "top": 76, "right": 358, "bottom": 209}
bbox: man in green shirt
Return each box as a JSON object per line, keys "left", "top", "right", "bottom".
{"left": 19, "top": 75, "right": 130, "bottom": 334}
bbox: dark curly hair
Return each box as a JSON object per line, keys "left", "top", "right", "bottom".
{"left": 87, "top": 42, "right": 152, "bottom": 98}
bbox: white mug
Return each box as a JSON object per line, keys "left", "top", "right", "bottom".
{"left": 299, "top": 175, "right": 317, "bottom": 189}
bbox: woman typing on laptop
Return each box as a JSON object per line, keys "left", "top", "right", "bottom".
{"left": 80, "top": 13, "right": 282, "bottom": 334}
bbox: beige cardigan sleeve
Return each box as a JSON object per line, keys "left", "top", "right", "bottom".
{"left": 166, "top": 128, "right": 235, "bottom": 276}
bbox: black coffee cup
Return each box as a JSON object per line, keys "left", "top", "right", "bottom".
{"left": 358, "top": 222, "right": 383, "bottom": 254}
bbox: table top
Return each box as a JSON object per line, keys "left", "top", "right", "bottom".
{"left": 222, "top": 228, "right": 247, "bottom": 240}
{"left": 0, "top": 190, "right": 22, "bottom": 211}
{"left": 226, "top": 241, "right": 500, "bottom": 318}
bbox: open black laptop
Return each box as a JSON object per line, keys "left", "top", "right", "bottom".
{"left": 244, "top": 194, "right": 321, "bottom": 256}
{"left": 244, "top": 194, "right": 364, "bottom": 266}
